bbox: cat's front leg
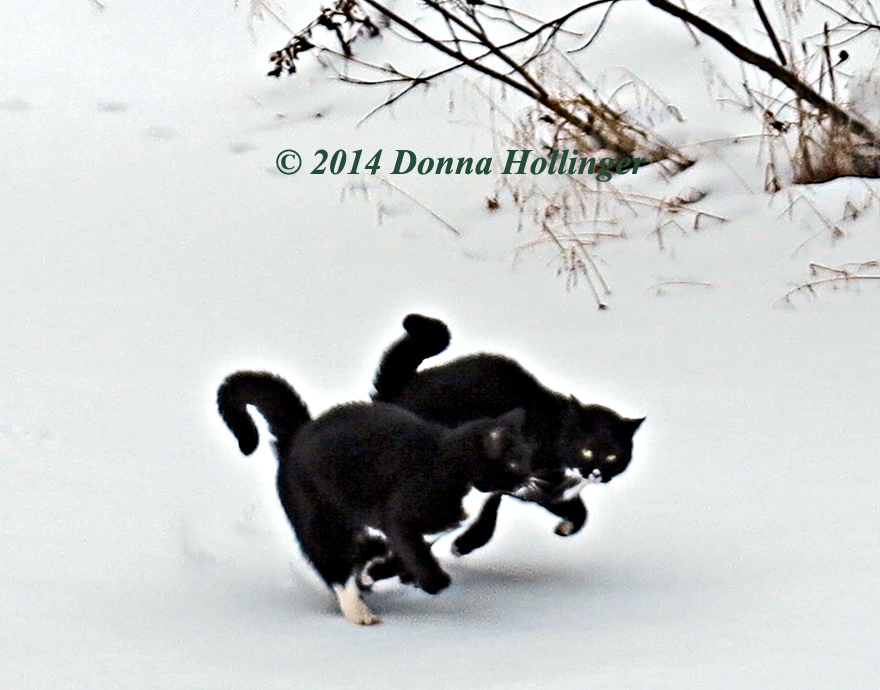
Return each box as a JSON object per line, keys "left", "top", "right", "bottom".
{"left": 540, "top": 495, "right": 588, "bottom": 536}
{"left": 451, "top": 492, "right": 503, "bottom": 556}
{"left": 383, "top": 523, "right": 450, "bottom": 595}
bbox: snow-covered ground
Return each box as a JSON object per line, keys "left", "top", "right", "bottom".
{"left": 2, "top": 1, "right": 879, "bottom": 688}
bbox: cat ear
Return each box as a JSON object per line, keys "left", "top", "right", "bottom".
{"left": 499, "top": 407, "right": 526, "bottom": 428}
{"left": 622, "top": 417, "right": 645, "bottom": 435}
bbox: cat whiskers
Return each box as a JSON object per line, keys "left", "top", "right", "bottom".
{"left": 556, "top": 468, "right": 602, "bottom": 501}
{"left": 511, "top": 477, "right": 553, "bottom": 501}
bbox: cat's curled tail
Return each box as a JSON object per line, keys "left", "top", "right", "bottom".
{"left": 372, "top": 314, "right": 450, "bottom": 400}
{"left": 217, "top": 371, "right": 310, "bottom": 458}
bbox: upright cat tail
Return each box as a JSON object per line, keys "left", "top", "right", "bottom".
{"left": 217, "top": 371, "right": 311, "bottom": 458}
{"left": 372, "top": 314, "right": 451, "bottom": 400}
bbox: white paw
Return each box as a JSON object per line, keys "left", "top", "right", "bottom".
{"left": 346, "top": 607, "right": 381, "bottom": 626}
{"left": 556, "top": 520, "right": 574, "bottom": 536}
{"left": 334, "top": 581, "right": 381, "bottom": 626}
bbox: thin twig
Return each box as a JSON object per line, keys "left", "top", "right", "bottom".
{"left": 813, "top": 0, "right": 880, "bottom": 31}
{"left": 780, "top": 275, "right": 880, "bottom": 303}
{"left": 822, "top": 23, "right": 837, "bottom": 103}
{"left": 752, "top": 0, "right": 787, "bottom": 66}
{"left": 374, "top": 176, "right": 462, "bottom": 237}
{"left": 355, "top": 78, "right": 430, "bottom": 125}
{"left": 478, "top": 2, "right": 585, "bottom": 38}
{"left": 568, "top": 0, "right": 620, "bottom": 53}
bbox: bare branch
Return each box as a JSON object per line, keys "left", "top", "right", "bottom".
{"left": 645, "top": 0, "right": 880, "bottom": 144}
{"left": 359, "top": 0, "right": 543, "bottom": 100}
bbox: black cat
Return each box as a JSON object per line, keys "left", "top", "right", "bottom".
{"left": 371, "top": 314, "right": 644, "bottom": 560}
{"left": 217, "top": 371, "right": 533, "bottom": 625}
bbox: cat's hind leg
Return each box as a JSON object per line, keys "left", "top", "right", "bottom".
{"left": 279, "top": 479, "right": 381, "bottom": 625}
{"left": 314, "top": 537, "right": 382, "bottom": 625}
{"left": 313, "top": 532, "right": 381, "bottom": 624}
{"left": 451, "top": 492, "right": 503, "bottom": 556}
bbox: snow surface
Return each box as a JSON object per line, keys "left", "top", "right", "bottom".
{"left": 2, "top": 1, "right": 879, "bottom": 688}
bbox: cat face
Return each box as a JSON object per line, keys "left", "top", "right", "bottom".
{"left": 473, "top": 408, "right": 535, "bottom": 493}
{"left": 552, "top": 400, "right": 644, "bottom": 490}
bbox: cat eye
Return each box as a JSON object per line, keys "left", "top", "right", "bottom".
{"left": 605, "top": 454, "right": 617, "bottom": 463}
{"left": 581, "top": 449, "right": 593, "bottom": 460}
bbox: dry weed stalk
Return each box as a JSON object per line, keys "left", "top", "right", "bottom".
{"left": 752, "top": 3, "right": 880, "bottom": 186}
{"left": 499, "top": 76, "right": 725, "bottom": 308}
{"left": 779, "top": 260, "right": 880, "bottom": 304}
